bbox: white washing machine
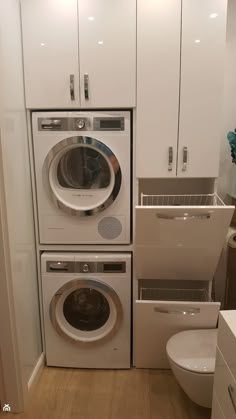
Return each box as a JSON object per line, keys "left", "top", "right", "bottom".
{"left": 41, "top": 253, "right": 131, "bottom": 368}
{"left": 32, "top": 111, "right": 131, "bottom": 244}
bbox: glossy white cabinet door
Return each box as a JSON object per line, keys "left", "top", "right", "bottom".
{"left": 136, "top": 0, "right": 181, "bottom": 178}
{"left": 135, "top": 205, "right": 234, "bottom": 281}
{"left": 78, "top": 0, "right": 136, "bottom": 108}
{"left": 135, "top": 300, "right": 220, "bottom": 368}
{"left": 178, "top": 0, "right": 227, "bottom": 177}
{"left": 21, "top": 0, "right": 80, "bottom": 108}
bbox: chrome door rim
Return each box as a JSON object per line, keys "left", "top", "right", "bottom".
{"left": 44, "top": 136, "right": 122, "bottom": 216}
{"left": 50, "top": 279, "right": 123, "bottom": 346}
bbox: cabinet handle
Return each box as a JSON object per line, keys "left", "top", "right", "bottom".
{"left": 168, "top": 147, "right": 173, "bottom": 171}
{"left": 70, "top": 74, "right": 75, "bottom": 101}
{"left": 84, "top": 73, "right": 89, "bottom": 100}
{"left": 154, "top": 307, "right": 200, "bottom": 315}
{"left": 182, "top": 146, "right": 188, "bottom": 171}
{"left": 156, "top": 213, "right": 211, "bottom": 221}
{"left": 228, "top": 385, "right": 236, "bottom": 414}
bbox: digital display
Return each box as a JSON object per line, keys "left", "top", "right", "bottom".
{"left": 103, "top": 263, "right": 124, "bottom": 272}
{"left": 100, "top": 120, "right": 122, "bottom": 129}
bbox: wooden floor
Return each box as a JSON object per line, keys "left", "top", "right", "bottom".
{"left": 1, "top": 368, "right": 211, "bottom": 419}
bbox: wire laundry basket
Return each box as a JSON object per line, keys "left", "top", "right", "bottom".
{"left": 140, "top": 193, "right": 225, "bottom": 207}
{"left": 140, "top": 287, "right": 209, "bottom": 302}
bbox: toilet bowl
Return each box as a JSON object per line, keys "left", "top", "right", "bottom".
{"left": 166, "top": 329, "right": 218, "bottom": 408}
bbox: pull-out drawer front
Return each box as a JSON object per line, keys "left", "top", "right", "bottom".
{"left": 136, "top": 206, "right": 234, "bottom": 280}
{"left": 135, "top": 300, "right": 220, "bottom": 368}
{"left": 214, "top": 348, "right": 236, "bottom": 419}
{"left": 218, "top": 313, "right": 236, "bottom": 380}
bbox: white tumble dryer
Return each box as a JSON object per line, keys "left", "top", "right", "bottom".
{"left": 41, "top": 253, "right": 131, "bottom": 369}
{"left": 32, "top": 111, "right": 131, "bottom": 244}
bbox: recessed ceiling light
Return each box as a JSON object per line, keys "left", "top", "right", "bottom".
{"left": 98, "top": 41, "right": 104, "bottom": 45}
{"left": 195, "top": 39, "right": 201, "bottom": 44}
{"left": 210, "top": 13, "right": 218, "bottom": 19}
{"left": 88, "top": 16, "right": 94, "bottom": 21}
{"left": 40, "top": 43, "right": 45, "bottom": 46}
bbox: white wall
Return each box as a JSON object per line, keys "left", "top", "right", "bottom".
{"left": 218, "top": 0, "right": 236, "bottom": 201}
{"left": 0, "top": 0, "right": 42, "bottom": 408}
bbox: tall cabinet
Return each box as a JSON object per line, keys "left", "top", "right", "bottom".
{"left": 21, "top": 0, "right": 136, "bottom": 108}
{"left": 134, "top": 0, "right": 233, "bottom": 369}
{"left": 136, "top": 0, "right": 227, "bottom": 178}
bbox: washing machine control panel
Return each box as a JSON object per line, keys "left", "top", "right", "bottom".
{"left": 38, "top": 116, "right": 124, "bottom": 132}
{"left": 46, "top": 261, "right": 126, "bottom": 273}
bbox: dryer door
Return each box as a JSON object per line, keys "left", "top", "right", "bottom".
{"left": 44, "top": 136, "right": 122, "bottom": 216}
{"left": 50, "top": 279, "right": 122, "bottom": 345}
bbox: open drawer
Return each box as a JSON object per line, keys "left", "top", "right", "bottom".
{"left": 136, "top": 193, "right": 234, "bottom": 281}
{"left": 135, "top": 280, "right": 220, "bottom": 368}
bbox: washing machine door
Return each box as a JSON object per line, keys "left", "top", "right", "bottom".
{"left": 44, "top": 136, "right": 122, "bottom": 216}
{"left": 50, "top": 279, "right": 123, "bottom": 345}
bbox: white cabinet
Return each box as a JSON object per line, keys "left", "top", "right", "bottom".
{"left": 21, "top": 0, "right": 80, "bottom": 109}
{"left": 136, "top": 0, "right": 181, "bottom": 178}
{"left": 211, "top": 311, "right": 236, "bottom": 418}
{"left": 134, "top": 194, "right": 234, "bottom": 368}
{"left": 136, "top": 0, "right": 227, "bottom": 178}
{"left": 21, "top": 0, "right": 136, "bottom": 109}
{"left": 78, "top": 0, "right": 136, "bottom": 108}
{"left": 178, "top": 0, "right": 227, "bottom": 178}
{"left": 136, "top": 291, "right": 220, "bottom": 368}
{"left": 135, "top": 193, "right": 234, "bottom": 281}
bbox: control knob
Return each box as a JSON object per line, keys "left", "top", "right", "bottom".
{"left": 76, "top": 119, "right": 85, "bottom": 130}
{"left": 82, "top": 263, "right": 89, "bottom": 273}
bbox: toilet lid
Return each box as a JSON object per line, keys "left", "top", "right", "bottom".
{"left": 166, "top": 329, "right": 218, "bottom": 374}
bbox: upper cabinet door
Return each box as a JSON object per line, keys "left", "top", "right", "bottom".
{"left": 178, "top": 0, "right": 227, "bottom": 177}
{"left": 136, "top": 0, "right": 181, "bottom": 178}
{"left": 78, "top": 0, "right": 136, "bottom": 108}
{"left": 21, "top": 0, "right": 80, "bottom": 108}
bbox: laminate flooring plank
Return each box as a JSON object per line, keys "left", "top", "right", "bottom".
{"left": 0, "top": 368, "right": 211, "bottom": 419}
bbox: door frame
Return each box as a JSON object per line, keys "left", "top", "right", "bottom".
{"left": 0, "top": 130, "right": 24, "bottom": 412}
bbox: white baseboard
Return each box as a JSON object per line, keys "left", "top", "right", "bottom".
{"left": 27, "top": 353, "right": 45, "bottom": 392}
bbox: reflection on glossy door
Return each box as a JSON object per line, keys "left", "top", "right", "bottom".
{"left": 136, "top": 0, "right": 181, "bottom": 178}
{"left": 178, "top": 0, "right": 227, "bottom": 177}
{"left": 21, "top": 0, "right": 80, "bottom": 108}
{"left": 78, "top": 0, "right": 136, "bottom": 108}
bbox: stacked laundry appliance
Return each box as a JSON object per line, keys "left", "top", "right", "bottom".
{"left": 32, "top": 111, "right": 132, "bottom": 368}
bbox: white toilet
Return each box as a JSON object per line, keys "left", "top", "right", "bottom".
{"left": 166, "top": 329, "right": 218, "bottom": 408}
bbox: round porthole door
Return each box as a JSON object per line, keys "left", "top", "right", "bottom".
{"left": 44, "top": 136, "right": 122, "bottom": 216}
{"left": 50, "top": 279, "right": 123, "bottom": 345}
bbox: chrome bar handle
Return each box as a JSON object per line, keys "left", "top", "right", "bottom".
{"left": 228, "top": 385, "right": 236, "bottom": 414}
{"left": 84, "top": 73, "right": 89, "bottom": 100}
{"left": 70, "top": 74, "right": 75, "bottom": 101}
{"left": 182, "top": 146, "right": 188, "bottom": 171}
{"left": 168, "top": 146, "right": 173, "bottom": 171}
{"left": 154, "top": 307, "right": 200, "bottom": 315}
{"left": 156, "top": 213, "right": 211, "bottom": 221}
